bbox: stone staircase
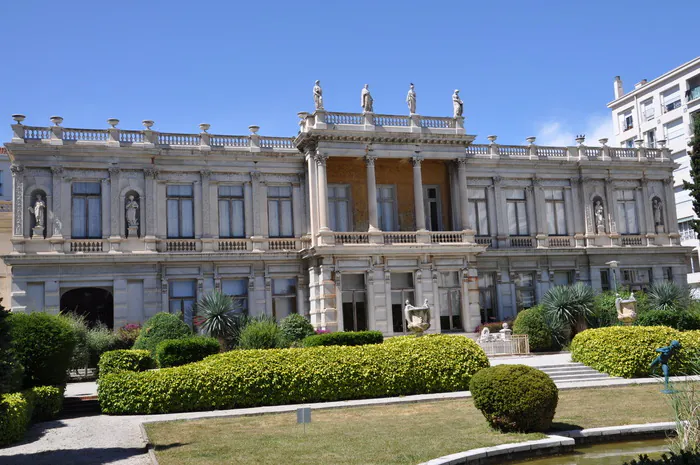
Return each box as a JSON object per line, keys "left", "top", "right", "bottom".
{"left": 537, "top": 363, "right": 615, "bottom": 384}
{"left": 61, "top": 395, "right": 100, "bottom": 417}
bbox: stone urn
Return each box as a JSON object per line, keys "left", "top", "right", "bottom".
{"left": 404, "top": 299, "right": 431, "bottom": 335}
{"left": 616, "top": 292, "right": 638, "bottom": 325}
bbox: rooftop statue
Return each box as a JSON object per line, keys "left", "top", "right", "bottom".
{"left": 452, "top": 89, "right": 463, "bottom": 118}
{"left": 406, "top": 83, "right": 416, "bottom": 114}
{"left": 361, "top": 84, "right": 374, "bottom": 113}
{"left": 313, "top": 80, "right": 324, "bottom": 110}
{"left": 650, "top": 340, "right": 682, "bottom": 393}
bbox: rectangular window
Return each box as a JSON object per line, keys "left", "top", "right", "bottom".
{"left": 619, "top": 109, "right": 633, "bottom": 131}
{"left": 218, "top": 185, "right": 244, "bottom": 238}
{"left": 600, "top": 269, "right": 610, "bottom": 292}
{"left": 272, "top": 278, "right": 297, "bottom": 321}
{"left": 377, "top": 185, "right": 397, "bottom": 231}
{"left": 71, "top": 182, "right": 102, "bottom": 238}
{"left": 468, "top": 188, "right": 489, "bottom": 236}
{"left": 169, "top": 280, "right": 196, "bottom": 324}
{"left": 679, "top": 220, "right": 698, "bottom": 241}
{"left": 641, "top": 98, "right": 655, "bottom": 121}
{"left": 688, "top": 77, "right": 700, "bottom": 102}
{"left": 663, "top": 267, "right": 673, "bottom": 282}
{"left": 623, "top": 138, "right": 635, "bottom": 148}
{"left": 390, "top": 273, "right": 414, "bottom": 333}
{"left": 544, "top": 189, "right": 567, "bottom": 235}
{"left": 424, "top": 186, "right": 442, "bottom": 231}
{"left": 167, "top": 185, "right": 194, "bottom": 238}
{"left": 268, "top": 186, "right": 293, "bottom": 238}
{"left": 662, "top": 85, "right": 681, "bottom": 113}
{"left": 342, "top": 274, "right": 367, "bottom": 332}
{"left": 552, "top": 271, "right": 573, "bottom": 286}
{"left": 616, "top": 190, "right": 639, "bottom": 234}
{"left": 664, "top": 118, "right": 684, "bottom": 142}
{"left": 514, "top": 272, "right": 536, "bottom": 312}
{"left": 221, "top": 278, "right": 248, "bottom": 314}
{"left": 0, "top": 170, "right": 3, "bottom": 196}
{"left": 27, "top": 282, "right": 45, "bottom": 312}
{"left": 506, "top": 188, "right": 528, "bottom": 236}
{"left": 438, "top": 271, "right": 462, "bottom": 331}
{"left": 645, "top": 129, "right": 656, "bottom": 148}
{"left": 620, "top": 268, "right": 652, "bottom": 292}
{"left": 328, "top": 185, "right": 350, "bottom": 232}
{"left": 478, "top": 272, "right": 497, "bottom": 323}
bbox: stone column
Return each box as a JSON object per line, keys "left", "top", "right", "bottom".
{"left": 486, "top": 183, "right": 497, "bottom": 240}
{"left": 532, "top": 178, "right": 546, "bottom": 243}
{"left": 456, "top": 159, "right": 470, "bottom": 230}
{"left": 200, "top": 170, "right": 211, "bottom": 238}
{"left": 144, "top": 168, "right": 158, "bottom": 251}
{"left": 412, "top": 157, "right": 426, "bottom": 231}
{"left": 640, "top": 179, "right": 654, "bottom": 238}
{"left": 315, "top": 154, "right": 330, "bottom": 232}
{"left": 563, "top": 187, "right": 575, "bottom": 239}
{"left": 251, "top": 171, "right": 265, "bottom": 251}
{"left": 306, "top": 153, "right": 319, "bottom": 243}
{"left": 101, "top": 178, "right": 110, "bottom": 239}
{"left": 292, "top": 179, "right": 303, "bottom": 237}
{"left": 109, "top": 167, "right": 121, "bottom": 237}
{"left": 50, "top": 166, "right": 64, "bottom": 239}
{"left": 525, "top": 186, "right": 536, "bottom": 238}
{"left": 366, "top": 155, "right": 379, "bottom": 231}
{"left": 664, "top": 177, "right": 680, "bottom": 242}
{"left": 571, "top": 177, "right": 585, "bottom": 246}
{"left": 493, "top": 176, "right": 507, "bottom": 248}
{"left": 243, "top": 181, "right": 253, "bottom": 238}
{"left": 604, "top": 177, "right": 619, "bottom": 236}
{"left": 11, "top": 165, "right": 24, "bottom": 239}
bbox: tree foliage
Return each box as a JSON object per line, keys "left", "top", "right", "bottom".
{"left": 683, "top": 115, "right": 700, "bottom": 234}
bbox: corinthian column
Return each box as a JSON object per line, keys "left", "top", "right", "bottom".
{"left": 50, "top": 166, "right": 64, "bottom": 238}
{"left": 366, "top": 155, "right": 379, "bottom": 231}
{"left": 316, "top": 154, "right": 330, "bottom": 231}
{"left": 11, "top": 165, "right": 24, "bottom": 238}
{"left": 412, "top": 157, "right": 426, "bottom": 231}
{"left": 456, "top": 159, "right": 470, "bottom": 231}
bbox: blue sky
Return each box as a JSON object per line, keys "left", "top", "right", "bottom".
{"left": 1, "top": 0, "right": 698, "bottom": 146}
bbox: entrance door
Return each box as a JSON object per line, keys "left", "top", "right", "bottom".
{"left": 439, "top": 271, "right": 462, "bottom": 331}
{"left": 478, "top": 272, "right": 497, "bottom": 323}
{"left": 60, "top": 287, "right": 114, "bottom": 328}
{"left": 424, "top": 186, "right": 442, "bottom": 231}
{"left": 342, "top": 274, "right": 367, "bottom": 331}
{"left": 390, "top": 273, "right": 414, "bottom": 333}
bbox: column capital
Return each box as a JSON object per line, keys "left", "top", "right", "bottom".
{"left": 144, "top": 167, "right": 159, "bottom": 179}
{"left": 10, "top": 164, "right": 24, "bottom": 177}
{"left": 365, "top": 155, "right": 377, "bottom": 167}
{"left": 492, "top": 175, "right": 502, "bottom": 184}
{"left": 314, "top": 153, "right": 328, "bottom": 166}
{"left": 664, "top": 177, "right": 674, "bottom": 185}
{"left": 108, "top": 166, "right": 121, "bottom": 176}
{"left": 532, "top": 176, "right": 543, "bottom": 187}
{"left": 411, "top": 156, "right": 423, "bottom": 167}
{"left": 200, "top": 169, "right": 212, "bottom": 180}
{"left": 455, "top": 158, "right": 468, "bottom": 167}
{"left": 50, "top": 166, "right": 64, "bottom": 177}
{"left": 251, "top": 170, "right": 262, "bottom": 181}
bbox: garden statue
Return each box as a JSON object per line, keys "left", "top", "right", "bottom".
{"left": 361, "top": 84, "right": 373, "bottom": 113}
{"left": 452, "top": 89, "right": 463, "bottom": 118}
{"left": 615, "top": 292, "right": 637, "bottom": 325}
{"left": 29, "top": 194, "right": 45, "bottom": 228}
{"left": 652, "top": 198, "right": 664, "bottom": 233}
{"left": 406, "top": 83, "right": 417, "bottom": 114}
{"left": 404, "top": 299, "right": 430, "bottom": 335}
{"left": 125, "top": 195, "right": 139, "bottom": 227}
{"left": 650, "top": 340, "right": 682, "bottom": 393}
{"left": 499, "top": 322, "right": 512, "bottom": 341}
{"left": 594, "top": 200, "right": 605, "bottom": 234}
{"left": 313, "top": 80, "right": 323, "bottom": 110}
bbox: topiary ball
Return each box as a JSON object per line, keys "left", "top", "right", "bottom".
{"left": 132, "top": 313, "right": 191, "bottom": 355}
{"left": 469, "top": 364, "right": 558, "bottom": 432}
{"left": 513, "top": 305, "right": 555, "bottom": 352}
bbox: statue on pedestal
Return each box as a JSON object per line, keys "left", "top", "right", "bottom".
{"left": 126, "top": 195, "right": 139, "bottom": 227}
{"left": 406, "top": 83, "right": 417, "bottom": 114}
{"left": 29, "top": 194, "right": 46, "bottom": 238}
{"left": 615, "top": 292, "right": 637, "bottom": 325}
{"left": 652, "top": 198, "right": 664, "bottom": 233}
{"left": 404, "top": 299, "right": 431, "bottom": 335}
{"left": 650, "top": 340, "right": 681, "bottom": 393}
{"left": 313, "top": 80, "right": 324, "bottom": 110}
{"left": 594, "top": 200, "right": 605, "bottom": 234}
{"left": 361, "top": 84, "right": 373, "bottom": 113}
{"left": 452, "top": 89, "right": 463, "bottom": 118}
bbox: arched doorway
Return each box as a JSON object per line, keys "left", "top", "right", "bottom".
{"left": 60, "top": 288, "right": 114, "bottom": 328}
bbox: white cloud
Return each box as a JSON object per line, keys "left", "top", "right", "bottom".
{"left": 536, "top": 114, "right": 612, "bottom": 147}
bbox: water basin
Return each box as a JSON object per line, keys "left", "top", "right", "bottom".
{"left": 503, "top": 438, "right": 669, "bottom": 465}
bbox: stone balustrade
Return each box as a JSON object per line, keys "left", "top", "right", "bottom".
{"left": 465, "top": 142, "right": 668, "bottom": 162}
{"left": 305, "top": 111, "right": 464, "bottom": 134}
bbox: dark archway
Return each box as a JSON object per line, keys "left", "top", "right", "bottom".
{"left": 60, "top": 288, "right": 114, "bottom": 329}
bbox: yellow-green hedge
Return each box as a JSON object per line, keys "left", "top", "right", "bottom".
{"left": 99, "top": 334, "right": 489, "bottom": 414}
{"left": 570, "top": 326, "right": 700, "bottom": 378}
{"left": 0, "top": 385, "right": 64, "bottom": 446}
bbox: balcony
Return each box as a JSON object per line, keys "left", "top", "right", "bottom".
{"left": 688, "top": 86, "right": 700, "bottom": 103}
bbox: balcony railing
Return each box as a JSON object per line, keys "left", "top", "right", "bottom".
{"left": 464, "top": 142, "right": 670, "bottom": 163}
{"left": 69, "top": 240, "right": 104, "bottom": 253}
{"left": 384, "top": 232, "right": 417, "bottom": 244}
{"left": 621, "top": 235, "right": 644, "bottom": 246}
{"left": 547, "top": 237, "right": 573, "bottom": 248}
{"left": 508, "top": 237, "right": 535, "bottom": 248}
{"left": 218, "top": 239, "right": 249, "bottom": 251}
{"left": 334, "top": 232, "right": 370, "bottom": 245}
{"left": 268, "top": 238, "right": 298, "bottom": 251}
{"left": 165, "top": 240, "right": 197, "bottom": 252}
{"left": 430, "top": 232, "right": 462, "bottom": 244}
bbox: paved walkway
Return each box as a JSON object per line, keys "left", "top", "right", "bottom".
{"left": 1, "top": 352, "right": 693, "bottom": 465}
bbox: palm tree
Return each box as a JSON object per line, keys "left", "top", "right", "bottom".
{"left": 648, "top": 281, "right": 690, "bottom": 312}
{"left": 541, "top": 282, "right": 595, "bottom": 337}
{"left": 192, "top": 291, "right": 243, "bottom": 350}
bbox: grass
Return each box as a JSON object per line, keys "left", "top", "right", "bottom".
{"left": 145, "top": 384, "right": 674, "bottom": 465}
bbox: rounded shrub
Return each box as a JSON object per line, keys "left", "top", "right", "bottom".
{"left": 279, "top": 314, "right": 315, "bottom": 343}
{"left": 132, "top": 313, "right": 191, "bottom": 355}
{"left": 0, "top": 392, "right": 31, "bottom": 446}
{"left": 156, "top": 337, "right": 220, "bottom": 368}
{"left": 302, "top": 330, "right": 384, "bottom": 347}
{"left": 26, "top": 385, "right": 64, "bottom": 423}
{"left": 469, "top": 364, "right": 558, "bottom": 433}
{"left": 98, "top": 334, "right": 489, "bottom": 414}
{"left": 0, "top": 305, "right": 23, "bottom": 394}
{"left": 98, "top": 349, "right": 154, "bottom": 377}
{"left": 513, "top": 305, "right": 555, "bottom": 352}
{"left": 570, "top": 326, "right": 700, "bottom": 378}
{"left": 9, "top": 313, "right": 77, "bottom": 388}
{"left": 238, "top": 318, "right": 286, "bottom": 349}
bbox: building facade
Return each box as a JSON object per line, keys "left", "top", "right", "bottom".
{"left": 2, "top": 100, "right": 691, "bottom": 334}
{"left": 608, "top": 57, "right": 700, "bottom": 287}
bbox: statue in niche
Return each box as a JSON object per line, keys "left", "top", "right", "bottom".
{"left": 452, "top": 89, "right": 463, "bottom": 118}
{"left": 125, "top": 195, "right": 139, "bottom": 227}
{"left": 28, "top": 194, "right": 46, "bottom": 228}
{"left": 313, "top": 80, "right": 323, "bottom": 110}
{"left": 652, "top": 198, "right": 664, "bottom": 233}
{"left": 361, "top": 84, "right": 373, "bottom": 113}
{"left": 594, "top": 200, "right": 605, "bottom": 234}
{"left": 406, "top": 83, "right": 417, "bottom": 114}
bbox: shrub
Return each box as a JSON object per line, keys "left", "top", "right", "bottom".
{"left": 0, "top": 392, "right": 31, "bottom": 446}
{"left": 302, "top": 330, "right": 384, "bottom": 347}
{"left": 9, "top": 313, "right": 77, "bottom": 388}
{"left": 542, "top": 283, "right": 595, "bottom": 338}
{"left": 115, "top": 323, "right": 141, "bottom": 349}
{"left": 60, "top": 313, "right": 90, "bottom": 371}
{"left": 86, "top": 324, "right": 121, "bottom": 367}
{"left": 132, "top": 313, "right": 191, "bottom": 355}
{"left": 26, "top": 385, "right": 64, "bottom": 423}
{"left": 622, "top": 452, "right": 700, "bottom": 465}
{"left": 279, "top": 314, "right": 315, "bottom": 343}
{"left": 648, "top": 281, "right": 691, "bottom": 312}
{"left": 635, "top": 307, "right": 700, "bottom": 332}
{"left": 513, "top": 306, "right": 556, "bottom": 352}
{"left": 237, "top": 317, "right": 286, "bottom": 349}
{"left": 98, "top": 349, "right": 154, "bottom": 376}
{"left": 570, "top": 326, "right": 700, "bottom": 378}
{"left": 0, "top": 304, "right": 23, "bottom": 394}
{"left": 469, "top": 364, "right": 558, "bottom": 433}
{"left": 589, "top": 291, "right": 626, "bottom": 329}
{"left": 98, "top": 334, "right": 489, "bottom": 414}
{"left": 156, "top": 337, "right": 220, "bottom": 368}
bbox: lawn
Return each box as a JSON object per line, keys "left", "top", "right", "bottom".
{"left": 144, "top": 384, "right": 674, "bottom": 465}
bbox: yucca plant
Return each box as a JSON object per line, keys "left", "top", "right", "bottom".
{"left": 648, "top": 281, "right": 691, "bottom": 313}
{"left": 192, "top": 291, "right": 243, "bottom": 349}
{"left": 542, "top": 283, "right": 595, "bottom": 338}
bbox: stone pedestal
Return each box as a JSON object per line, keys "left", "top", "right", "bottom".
{"left": 127, "top": 226, "right": 139, "bottom": 239}
{"left": 31, "top": 226, "right": 44, "bottom": 239}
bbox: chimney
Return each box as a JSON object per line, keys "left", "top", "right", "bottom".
{"left": 614, "top": 76, "right": 624, "bottom": 99}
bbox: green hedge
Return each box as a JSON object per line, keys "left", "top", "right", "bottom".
{"left": 570, "top": 326, "right": 700, "bottom": 378}
{"left": 513, "top": 306, "right": 556, "bottom": 352}
{"left": 132, "top": 313, "right": 191, "bottom": 355}
{"left": 156, "top": 337, "right": 220, "bottom": 368}
{"left": 470, "top": 365, "right": 558, "bottom": 432}
{"left": 98, "top": 334, "right": 489, "bottom": 414}
{"left": 279, "top": 314, "right": 315, "bottom": 343}
{"left": 636, "top": 309, "right": 700, "bottom": 331}
{"left": 302, "top": 330, "right": 384, "bottom": 347}
{"left": 98, "top": 349, "right": 154, "bottom": 377}
{"left": 0, "top": 385, "right": 64, "bottom": 446}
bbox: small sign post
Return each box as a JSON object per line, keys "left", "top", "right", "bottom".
{"left": 297, "top": 407, "right": 311, "bottom": 433}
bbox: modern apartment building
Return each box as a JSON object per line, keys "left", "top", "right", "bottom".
{"left": 608, "top": 56, "right": 700, "bottom": 287}
{"left": 2, "top": 91, "right": 690, "bottom": 334}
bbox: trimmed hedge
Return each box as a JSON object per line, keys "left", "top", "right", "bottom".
{"left": 0, "top": 385, "right": 64, "bottom": 446}
{"left": 636, "top": 309, "right": 700, "bottom": 331}
{"left": 470, "top": 364, "right": 558, "bottom": 432}
{"left": 98, "top": 349, "right": 154, "bottom": 376}
{"left": 156, "top": 337, "right": 220, "bottom": 368}
{"left": 9, "top": 313, "right": 77, "bottom": 388}
{"left": 302, "top": 330, "right": 384, "bottom": 347}
{"left": 132, "top": 313, "right": 191, "bottom": 355}
{"left": 98, "top": 334, "right": 489, "bottom": 414}
{"left": 513, "top": 306, "right": 555, "bottom": 352}
{"left": 570, "top": 326, "right": 700, "bottom": 378}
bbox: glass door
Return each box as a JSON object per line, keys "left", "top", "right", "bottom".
{"left": 390, "top": 273, "right": 414, "bottom": 333}
{"left": 478, "top": 272, "right": 497, "bottom": 323}
{"left": 341, "top": 274, "right": 367, "bottom": 331}
{"left": 439, "top": 271, "right": 462, "bottom": 331}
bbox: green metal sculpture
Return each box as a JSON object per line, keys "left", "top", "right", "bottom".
{"left": 650, "top": 340, "right": 682, "bottom": 394}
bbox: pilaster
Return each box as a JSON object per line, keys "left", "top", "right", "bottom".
{"left": 412, "top": 156, "right": 427, "bottom": 231}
